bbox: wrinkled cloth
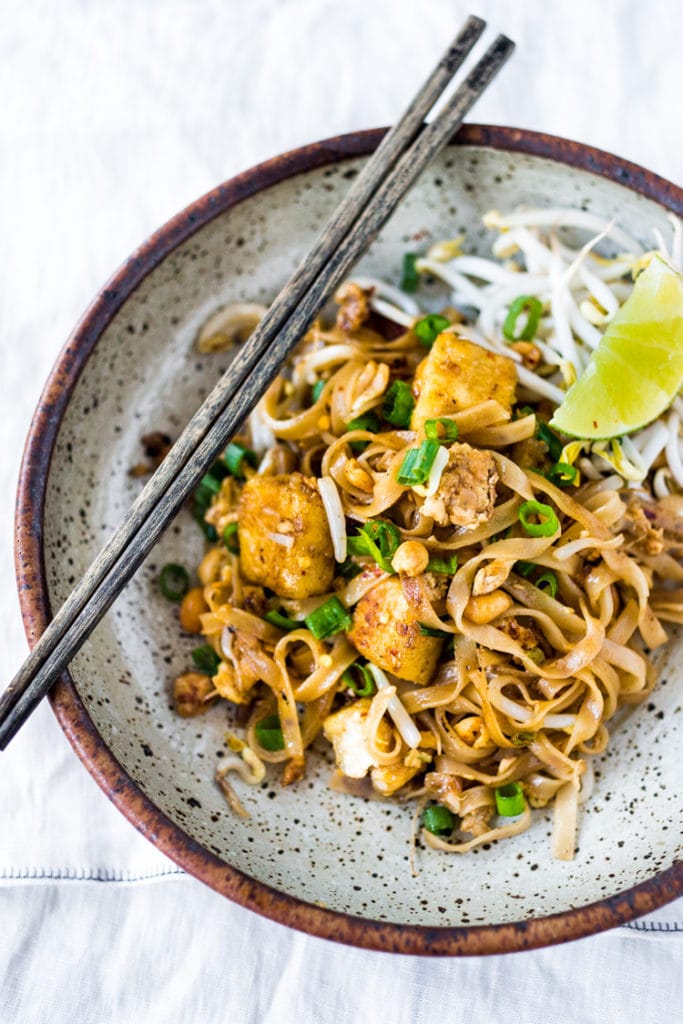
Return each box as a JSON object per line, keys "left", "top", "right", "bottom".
{"left": 0, "top": 0, "right": 681, "bottom": 1021}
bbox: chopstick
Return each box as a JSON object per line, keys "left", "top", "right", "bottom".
{"left": 0, "top": 21, "right": 514, "bottom": 748}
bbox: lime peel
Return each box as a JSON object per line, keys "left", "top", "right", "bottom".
{"left": 550, "top": 255, "right": 683, "bottom": 440}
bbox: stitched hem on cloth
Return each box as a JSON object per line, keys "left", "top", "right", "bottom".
{"left": 0, "top": 870, "right": 681, "bottom": 933}
{"left": 0, "top": 867, "right": 185, "bottom": 883}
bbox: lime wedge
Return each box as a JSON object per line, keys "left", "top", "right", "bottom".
{"left": 550, "top": 255, "right": 683, "bottom": 439}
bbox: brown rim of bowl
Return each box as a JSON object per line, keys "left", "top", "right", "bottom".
{"left": 15, "top": 124, "right": 683, "bottom": 956}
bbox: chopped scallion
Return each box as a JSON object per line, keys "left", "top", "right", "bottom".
{"left": 311, "top": 380, "right": 325, "bottom": 403}
{"left": 347, "top": 520, "right": 401, "bottom": 573}
{"left": 264, "top": 609, "right": 301, "bottom": 631}
{"left": 158, "top": 563, "right": 190, "bottom": 602}
{"left": 255, "top": 714, "right": 285, "bottom": 751}
{"left": 396, "top": 439, "right": 440, "bottom": 486}
{"left": 514, "top": 560, "right": 537, "bottom": 578}
{"left": 342, "top": 662, "right": 376, "bottom": 697}
{"left": 535, "top": 570, "right": 558, "bottom": 599}
{"left": 511, "top": 731, "right": 536, "bottom": 747}
{"left": 224, "top": 441, "right": 258, "bottom": 479}
{"left": 414, "top": 313, "right": 450, "bottom": 347}
{"left": 304, "top": 596, "right": 352, "bottom": 640}
{"left": 502, "top": 295, "right": 543, "bottom": 342}
{"left": 338, "top": 558, "right": 363, "bottom": 581}
{"left": 191, "top": 644, "right": 221, "bottom": 676}
{"left": 222, "top": 522, "right": 239, "bottom": 554}
{"left": 382, "top": 380, "right": 415, "bottom": 427}
{"left": 495, "top": 782, "right": 525, "bottom": 817}
{"left": 347, "top": 411, "right": 380, "bottom": 453}
{"left": 401, "top": 252, "right": 420, "bottom": 293}
{"left": 546, "top": 461, "right": 578, "bottom": 487}
{"left": 518, "top": 500, "right": 559, "bottom": 537}
{"left": 426, "top": 553, "right": 458, "bottom": 574}
{"left": 192, "top": 503, "right": 218, "bottom": 541}
{"left": 423, "top": 804, "right": 455, "bottom": 835}
{"left": 424, "top": 418, "right": 459, "bottom": 442}
{"left": 535, "top": 421, "right": 563, "bottom": 463}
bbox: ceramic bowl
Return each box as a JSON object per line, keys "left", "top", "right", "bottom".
{"left": 16, "top": 126, "right": 683, "bottom": 955}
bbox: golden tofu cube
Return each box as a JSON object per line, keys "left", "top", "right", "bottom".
{"left": 347, "top": 577, "right": 443, "bottom": 684}
{"left": 238, "top": 473, "right": 334, "bottom": 598}
{"left": 411, "top": 333, "right": 517, "bottom": 428}
{"left": 371, "top": 760, "right": 422, "bottom": 796}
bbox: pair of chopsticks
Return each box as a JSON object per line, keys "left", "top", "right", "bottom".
{"left": 0, "top": 15, "right": 513, "bottom": 748}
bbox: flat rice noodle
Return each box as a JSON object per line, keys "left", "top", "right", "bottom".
{"left": 292, "top": 635, "right": 358, "bottom": 702}
{"left": 421, "top": 497, "right": 521, "bottom": 551}
{"left": 338, "top": 566, "right": 388, "bottom": 608}
{"left": 433, "top": 707, "right": 497, "bottom": 765}
{"left": 364, "top": 686, "right": 403, "bottom": 766}
{"left": 205, "top": 604, "right": 283, "bottom": 645}
{"left": 551, "top": 782, "right": 579, "bottom": 861}
{"left": 529, "top": 734, "right": 583, "bottom": 784}
{"left": 566, "top": 672, "right": 604, "bottom": 751}
{"left": 501, "top": 573, "right": 585, "bottom": 635}
{"left": 600, "top": 638, "right": 648, "bottom": 693}
{"left": 602, "top": 547, "right": 668, "bottom": 648}
{"left": 466, "top": 413, "right": 536, "bottom": 448}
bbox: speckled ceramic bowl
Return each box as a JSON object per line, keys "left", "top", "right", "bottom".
{"left": 16, "top": 126, "right": 683, "bottom": 955}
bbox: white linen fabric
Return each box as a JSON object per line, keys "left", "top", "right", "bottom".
{"left": 0, "top": 0, "right": 681, "bottom": 1021}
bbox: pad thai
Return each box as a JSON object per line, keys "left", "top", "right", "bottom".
{"left": 160, "top": 206, "right": 683, "bottom": 861}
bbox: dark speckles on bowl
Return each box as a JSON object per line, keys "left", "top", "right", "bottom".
{"left": 15, "top": 126, "right": 683, "bottom": 955}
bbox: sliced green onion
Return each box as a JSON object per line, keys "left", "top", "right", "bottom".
{"left": 423, "top": 804, "right": 455, "bottom": 835}
{"left": 514, "top": 560, "right": 537, "bottom": 578}
{"left": 396, "top": 439, "right": 441, "bottom": 486}
{"left": 546, "top": 461, "right": 578, "bottom": 487}
{"left": 222, "top": 522, "right": 239, "bottom": 554}
{"left": 255, "top": 714, "right": 285, "bottom": 752}
{"left": 383, "top": 380, "right": 415, "bottom": 427}
{"left": 312, "top": 380, "right": 325, "bottom": 403}
{"left": 536, "top": 421, "right": 563, "bottom": 463}
{"left": 502, "top": 295, "right": 543, "bottom": 342}
{"left": 511, "top": 731, "right": 536, "bottom": 747}
{"left": 347, "top": 520, "right": 401, "bottom": 573}
{"left": 264, "top": 609, "right": 301, "bottom": 631}
{"left": 417, "top": 623, "right": 451, "bottom": 638}
{"left": 192, "top": 644, "right": 221, "bottom": 676}
{"left": 158, "top": 563, "right": 190, "bottom": 602}
{"left": 414, "top": 313, "right": 451, "bottom": 347}
{"left": 224, "top": 441, "right": 258, "bottom": 479}
{"left": 347, "top": 411, "right": 380, "bottom": 453}
{"left": 424, "top": 418, "right": 459, "bottom": 442}
{"left": 338, "top": 558, "right": 363, "bottom": 581}
{"left": 304, "top": 596, "right": 352, "bottom": 640}
{"left": 194, "top": 472, "right": 221, "bottom": 510}
{"left": 342, "top": 662, "right": 376, "bottom": 697}
{"left": 518, "top": 500, "right": 559, "bottom": 537}
{"left": 426, "top": 554, "right": 458, "bottom": 574}
{"left": 495, "top": 782, "right": 526, "bottom": 817}
{"left": 535, "top": 570, "right": 558, "bottom": 599}
{"left": 192, "top": 503, "right": 218, "bottom": 541}
{"left": 401, "top": 252, "right": 420, "bottom": 293}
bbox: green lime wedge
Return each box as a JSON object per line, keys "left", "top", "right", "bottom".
{"left": 549, "top": 255, "right": 683, "bottom": 439}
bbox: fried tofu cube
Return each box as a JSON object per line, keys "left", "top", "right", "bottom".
{"left": 411, "top": 333, "right": 517, "bottom": 428}
{"left": 323, "top": 699, "right": 375, "bottom": 778}
{"left": 238, "top": 472, "right": 334, "bottom": 598}
{"left": 347, "top": 577, "right": 443, "bottom": 684}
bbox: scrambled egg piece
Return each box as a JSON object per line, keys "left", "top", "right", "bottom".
{"left": 411, "top": 333, "right": 517, "bottom": 428}
{"left": 238, "top": 472, "right": 334, "bottom": 598}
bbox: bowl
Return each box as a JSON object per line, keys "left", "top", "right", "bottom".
{"left": 16, "top": 125, "right": 683, "bottom": 955}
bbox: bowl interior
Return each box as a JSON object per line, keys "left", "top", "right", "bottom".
{"left": 40, "top": 142, "right": 682, "bottom": 930}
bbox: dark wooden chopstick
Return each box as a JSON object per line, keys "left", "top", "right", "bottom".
{"left": 0, "top": 15, "right": 485, "bottom": 734}
{"left": 0, "top": 25, "right": 514, "bottom": 748}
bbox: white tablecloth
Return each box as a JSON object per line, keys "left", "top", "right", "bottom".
{"left": 1, "top": 1, "right": 681, "bottom": 1021}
